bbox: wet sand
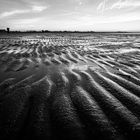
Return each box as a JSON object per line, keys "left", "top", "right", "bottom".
{"left": 0, "top": 33, "right": 140, "bottom": 140}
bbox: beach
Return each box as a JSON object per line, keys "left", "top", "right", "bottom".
{"left": 0, "top": 32, "right": 140, "bottom": 140}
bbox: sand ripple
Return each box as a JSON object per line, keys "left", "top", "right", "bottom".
{"left": 0, "top": 33, "right": 140, "bottom": 139}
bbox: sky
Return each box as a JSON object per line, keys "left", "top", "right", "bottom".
{"left": 0, "top": 0, "right": 140, "bottom": 31}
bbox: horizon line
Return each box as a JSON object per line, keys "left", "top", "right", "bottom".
{"left": 1, "top": 29, "right": 140, "bottom": 33}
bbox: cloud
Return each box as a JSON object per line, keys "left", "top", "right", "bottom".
{"left": 97, "top": 0, "right": 140, "bottom": 13}
{"left": 31, "top": 5, "right": 47, "bottom": 12}
{"left": 97, "top": 0, "right": 109, "bottom": 13}
{"left": 0, "top": 2, "right": 48, "bottom": 19}
{"left": 0, "top": 0, "right": 139, "bottom": 31}
{"left": 110, "top": 0, "right": 140, "bottom": 9}
{"left": 0, "top": 10, "right": 29, "bottom": 18}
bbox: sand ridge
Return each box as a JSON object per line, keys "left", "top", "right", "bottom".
{"left": 0, "top": 33, "right": 140, "bottom": 140}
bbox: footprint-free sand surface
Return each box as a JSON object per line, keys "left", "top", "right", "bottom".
{"left": 0, "top": 32, "right": 140, "bottom": 140}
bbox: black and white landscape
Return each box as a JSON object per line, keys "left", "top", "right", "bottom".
{"left": 0, "top": 0, "right": 140, "bottom": 140}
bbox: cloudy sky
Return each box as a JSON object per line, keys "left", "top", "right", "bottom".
{"left": 0, "top": 0, "right": 140, "bottom": 31}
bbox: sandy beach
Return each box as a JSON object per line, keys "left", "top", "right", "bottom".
{"left": 0, "top": 32, "right": 140, "bottom": 140}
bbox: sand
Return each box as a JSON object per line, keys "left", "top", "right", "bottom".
{"left": 0, "top": 32, "right": 140, "bottom": 140}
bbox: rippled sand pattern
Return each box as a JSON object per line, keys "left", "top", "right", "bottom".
{"left": 0, "top": 33, "right": 140, "bottom": 140}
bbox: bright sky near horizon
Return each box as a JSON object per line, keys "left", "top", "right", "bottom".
{"left": 0, "top": 0, "right": 140, "bottom": 31}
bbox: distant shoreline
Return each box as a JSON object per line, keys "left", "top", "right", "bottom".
{"left": 0, "top": 31, "right": 140, "bottom": 34}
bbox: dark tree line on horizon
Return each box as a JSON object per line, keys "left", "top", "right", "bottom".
{"left": 0, "top": 28, "right": 139, "bottom": 34}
